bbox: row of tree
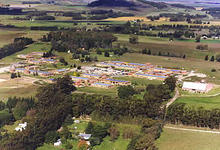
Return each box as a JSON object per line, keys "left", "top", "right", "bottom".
{"left": 0, "top": 37, "right": 33, "bottom": 59}
{"left": 167, "top": 103, "right": 220, "bottom": 129}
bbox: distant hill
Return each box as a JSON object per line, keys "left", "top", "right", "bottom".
{"left": 88, "top": 0, "right": 136, "bottom": 7}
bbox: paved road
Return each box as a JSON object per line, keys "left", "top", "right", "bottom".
{"left": 165, "top": 126, "right": 220, "bottom": 134}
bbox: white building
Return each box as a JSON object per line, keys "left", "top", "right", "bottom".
{"left": 54, "top": 139, "right": 62, "bottom": 146}
{"left": 182, "top": 82, "right": 213, "bottom": 93}
{"left": 15, "top": 122, "right": 27, "bottom": 132}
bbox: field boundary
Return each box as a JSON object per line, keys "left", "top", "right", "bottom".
{"left": 164, "top": 126, "right": 220, "bottom": 134}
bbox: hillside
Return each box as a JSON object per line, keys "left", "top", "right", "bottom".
{"left": 88, "top": 0, "right": 136, "bottom": 7}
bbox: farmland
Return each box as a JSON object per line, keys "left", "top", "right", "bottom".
{"left": 156, "top": 126, "right": 220, "bottom": 150}
{"left": 0, "top": 0, "right": 220, "bottom": 149}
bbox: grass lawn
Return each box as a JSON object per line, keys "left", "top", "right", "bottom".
{"left": 156, "top": 127, "right": 220, "bottom": 150}
{"left": 77, "top": 87, "right": 118, "bottom": 97}
{"left": 174, "top": 95, "right": 220, "bottom": 109}
{"left": 115, "top": 34, "right": 220, "bottom": 60}
{"left": 114, "top": 76, "right": 162, "bottom": 86}
{"left": 93, "top": 136, "right": 130, "bottom": 150}
{"left": 0, "top": 85, "right": 39, "bottom": 100}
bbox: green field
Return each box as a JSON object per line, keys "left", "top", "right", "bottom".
{"left": 156, "top": 127, "right": 220, "bottom": 150}
{"left": 77, "top": 87, "right": 118, "bottom": 97}
{"left": 115, "top": 34, "right": 220, "bottom": 60}
{"left": 175, "top": 95, "right": 220, "bottom": 109}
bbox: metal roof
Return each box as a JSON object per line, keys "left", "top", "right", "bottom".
{"left": 106, "top": 78, "right": 129, "bottom": 82}
{"left": 71, "top": 76, "right": 89, "bottom": 80}
{"left": 136, "top": 73, "right": 166, "bottom": 78}
{"left": 93, "top": 82, "right": 112, "bottom": 86}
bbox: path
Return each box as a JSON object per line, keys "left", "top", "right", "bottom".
{"left": 164, "top": 126, "right": 220, "bottom": 134}
{"left": 166, "top": 88, "right": 180, "bottom": 108}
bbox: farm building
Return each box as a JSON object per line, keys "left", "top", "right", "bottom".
{"left": 78, "top": 133, "right": 92, "bottom": 140}
{"left": 135, "top": 73, "right": 167, "bottom": 80}
{"left": 53, "top": 68, "right": 68, "bottom": 74}
{"left": 91, "top": 82, "right": 113, "bottom": 88}
{"left": 182, "top": 82, "right": 213, "bottom": 93}
{"left": 15, "top": 68, "right": 26, "bottom": 73}
{"left": 82, "top": 73, "right": 101, "bottom": 78}
{"left": 38, "top": 71, "right": 52, "bottom": 77}
{"left": 71, "top": 76, "right": 89, "bottom": 82}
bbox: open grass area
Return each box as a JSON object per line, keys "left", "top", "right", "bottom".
{"left": 115, "top": 34, "right": 220, "bottom": 60}
{"left": 156, "top": 127, "right": 220, "bottom": 150}
{"left": 77, "top": 87, "right": 118, "bottom": 97}
{"left": 174, "top": 95, "right": 220, "bottom": 109}
{"left": 94, "top": 136, "right": 130, "bottom": 150}
{"left": 0, "top": 85, "right": 39, "bottom": 101}
{"left": 114, "top": 76, "right": 162, "bottom": 87}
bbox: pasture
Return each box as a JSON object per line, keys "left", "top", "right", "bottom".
{"left": 156, "top": 126, "right": 220, "bottom": 150}
{"left": 119, "top": 53, "right": 220, "bottom": 83}
{"left": 174, "top": 95, "right": 220, "bottom": 109}
{"left": 115, "top": 34, "right": 220, "bottom": 60}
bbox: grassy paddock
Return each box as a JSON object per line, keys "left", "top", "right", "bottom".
{"left": 156, "top": 127, "right": 220, "bottom": 150}
{"left": 174, "top": 95, "right": 220, "bottom": 109}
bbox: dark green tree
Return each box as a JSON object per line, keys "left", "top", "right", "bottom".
{"left": 117, "top": 85, "right": 136, "bottom": 99}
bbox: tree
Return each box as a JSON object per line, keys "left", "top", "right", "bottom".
{"left": 195, "top": 36, "right": 201, "bottom": 43}
{"left": 164, "top": 76, "right": 177, "bottom": 91}
{"left": 85, "top": 122, "right": 94, "bottom": 134}
{"left": 129, "top": 35, "right": 138, "bottom": 44}
{"left": 63, "top": 114, "right": 73, "bottom": 126}
{"left": 134, "top": 134, "right": 157, "bottom": 150}
{"left": 10, "top": 73, "right": 17, "bottom": 79}
{"left": 216, "top": 54, "right": 220, "bottom": 62}
{"left": 96, "top": 49, "right": 102, "bottom": 55}
{"left": 158, "top": 51, "right": 162, "bottom": 56}
{"left": 205, "top": 55, "right": 209, "bottom": 61}
{"left": 6, "top": 97, "right": 18, "bottom": 111}
{"left": 210, "top": 56, "right": 215, "bottom": 62}
{"left": 59, "top": 126, "right": 72, "bottom": 140}
{"left": 0, "top": 101, "right": 5, "bottom": 111}
{"left": 45, "top": 131, "right": 59, "bottom": 144}
{"left": 13, "top": 100, "right": 29, "bottom": 120}
{"left": 108, "top": 125, "right": 120, "bottom": 141}
{"left": 56, "top": 75, "right": 76, "bottom": 95}
{"left": 117, "top": 85, "right": 136, "bottom": 99}
{"left": 104, "top": 51, "right": 110, "bottom": 57}
{"left": 183, "top": 54, "right": 186, "bottom": 59}
{"left": 142, "top": 48, "right": 147, "bottom": 54}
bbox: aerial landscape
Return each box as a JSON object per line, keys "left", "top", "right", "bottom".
{"left": 0, "top": 0, "right": 219, "bottom": 149}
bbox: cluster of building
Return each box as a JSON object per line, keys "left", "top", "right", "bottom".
{"left": 70, "top": 61, "right": 188, "bottom": 88}
{"left": 10, "top": 52, "right": 69, "bottom": 77}
{"left": 96, "top": 61, "right": 187, "bottom": 80}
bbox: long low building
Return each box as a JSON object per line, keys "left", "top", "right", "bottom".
{"left": 182, "top": 82, "right": 213, "bottom": 93}
{"left": 91, "top": 82, "right": 113, "bottom": 88}
{"left": 135, "top": 73, "right": 167, "bottom": 80}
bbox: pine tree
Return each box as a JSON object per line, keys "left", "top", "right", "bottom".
{"left": 205, "top": 55, "right": 209, "bottom": 61}
{"left": 210, "top": 56, "right": 215, "bottom": 62}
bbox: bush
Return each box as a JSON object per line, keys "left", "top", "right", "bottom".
{"left": 211, "top": 68, "right": 216, "bottom": 72}
{"left": 117, "top": 85, "right": 136, "bottom": 99}
{"left": 45, "top": 131, "right": 59, "bottom": 144}
{"left": 196, "top": 44, "right": 208, "bottom": 50}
